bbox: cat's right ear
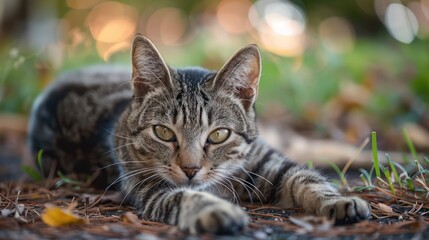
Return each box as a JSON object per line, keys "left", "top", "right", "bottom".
{"left": 131, "top": 34, "right": 172, "bottom": 97}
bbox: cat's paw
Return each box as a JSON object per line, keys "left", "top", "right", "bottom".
{"left": 320, "top": 196, "right": 370, "bottom": 224}
{"left": 186, "top": 203, "right": 248, "bottom": 235}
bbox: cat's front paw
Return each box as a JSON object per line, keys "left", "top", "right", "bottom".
{"left": 320, "top": 196, "right": 370, "bottom": 224}
{"left": 185, "top": 203, "right": 248, "bottom": 235}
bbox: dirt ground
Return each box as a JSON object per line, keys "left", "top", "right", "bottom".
{"left": 0, "top": 180, "right": 428, "bottom": 240}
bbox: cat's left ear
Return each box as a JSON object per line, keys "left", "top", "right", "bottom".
{"left": 212, "top": 44, "right": 261, "bottom": 110}
{"left": 131, "top": 34, "right": 173, "bottom": 97}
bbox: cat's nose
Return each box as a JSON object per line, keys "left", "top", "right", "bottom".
{"left": 181, "top": 167, "right": 200, "bottom": 180}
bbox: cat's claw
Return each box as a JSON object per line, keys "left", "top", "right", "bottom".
{"left": 320, "top": 196, "right": 371, "bottom": 224}
{"left": 185, "top": 204, "right": 248, "bottom": 235}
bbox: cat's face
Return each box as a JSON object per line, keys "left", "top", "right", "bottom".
{"left": 118, "top": 34, "right": 261, "bottom": 189}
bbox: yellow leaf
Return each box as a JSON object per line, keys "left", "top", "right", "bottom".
{"left": 376, "top": 203, "right": 393, "bottom": 214}
{"left": 41, "top": 205, "right": 85, "bottom": 227}
{"left": 121, "top": 211, "right": 141, "bottom": 225}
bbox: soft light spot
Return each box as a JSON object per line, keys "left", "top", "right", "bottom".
{"left": 87, "top": 1, "right": 138, "bottom": 43}
{"left": 249, "top": 0, "right": 307, "bottom": 57}
{"left": 146, "top": 8, "right": 187, "bottom": 45}
{"left": 319, "top": 17, "right": 355, "bottom": 53}
{"left": 216, "top": 0, "right": 252, "bottom": 34}
{"left": 384, "top": 3, "right": 418, "bottom": 44}
{"left": 409, "top": 1, "right": 429, "bottom": 38}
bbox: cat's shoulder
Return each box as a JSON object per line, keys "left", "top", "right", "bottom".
{"left": 30, "top": 65, "right": 132, "bottom": 118}
{"left": 55, "top": 64, "right": 131, "bottom": 86}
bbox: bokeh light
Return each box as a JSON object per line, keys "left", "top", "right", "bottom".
{"left": 409, "top": 1, "right": 429, "bottom": 38}
{"left": 216, "top": 0, "right": 252, "bottom": 34}
{"left": 146, "top": 8, "right": 188, "bottom": 46}
{"left": 87, "top": 1, "right": 137, "bottom": 43}
{"left": 249, "top": 0, "right": 307, "bottom": 57}
{"left": 86, "top": 1, "right": 138, "bottom": 60}
{"left": 384, "top": 3, "right": 418, "bottom": 44}
{"left": 319, "top": 17, "right": 355, "bottom": 54}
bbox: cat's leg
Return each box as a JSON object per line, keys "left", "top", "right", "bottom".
{"left": 135, "top": 187, "right": 247, "bottom": 234}
{"left": 276, "top": 165, "right": 370, "bottom": 224}
{"left": 241, "top": 142, "right": 370, "bottom": 224}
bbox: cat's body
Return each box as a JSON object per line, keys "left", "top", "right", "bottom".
{"left": 29, "top": 35, "right": 370, "bottom": 234}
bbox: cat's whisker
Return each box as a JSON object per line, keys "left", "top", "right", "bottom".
{"left": 228, "top": 175, "right": 266, "bottom": 204}
{"left": 118, "top": 81, "right": 132, "bottom": 88}
{"left": 210, "top": 174, "right": 239, "bottom": 204}
{"left": 216, "top": 170, "right": 264, "bottom": 204}
{"left": 103, "top": 128, "right": 133, "bottom": 140}
{"left": 120, "top": 174, "right": 164, "bottom": 206}
{"left": 223, "top": 177, "right": 242, "bottom": 204}
{"left": 96, "top": 160, "right": 152, "bottom": 170}
{"left": 102, "top": 142, "right": 136, "bottom": 155}
{"left": 211, "top": 174, "right": 240, "bottom": 204}
{"left": 224, "top": 175, "right": 254, "bottom": 204}
{"left": 105, "top": 167, "right": 161, "bottom": 192}
{"left": 120, "top": 179, "right": 146, "bottom": 207}
{"left": 228, "top": 169, "right": 262, "bottom": 202}
{"left": 238, "top": 166, "right": 273, "bottom": 185}
{"left": 207, "top": 181, "right": 223, "bottom": 197}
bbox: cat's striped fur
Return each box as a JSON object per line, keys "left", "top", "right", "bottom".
{"left": 29, "top": 34, "right": 370, "bottom": 234}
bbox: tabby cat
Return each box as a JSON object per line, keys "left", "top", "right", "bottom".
{"left": 28, "top": 34, "right": 370, "bottom": 234}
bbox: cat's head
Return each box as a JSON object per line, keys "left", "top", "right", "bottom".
{"left": 117, "top": 34, "right": 261, "bottom": 189}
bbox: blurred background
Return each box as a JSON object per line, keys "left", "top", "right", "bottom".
{"left": 0, "top": 0, "right": 428, "bottom": 180}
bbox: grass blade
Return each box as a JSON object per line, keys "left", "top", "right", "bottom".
{"left": 386, "top": 154, "right": 402, "bottom": 188}
{"left": 359, "top": 168, "right": 373, "bottom": 186}
{"left": 37, "top": 149, "right": 43, "bottom": 169}
{"left": 328, "top": 162, "right": 348, "bottom": 187}
{"left": 406, "top": 177, "right": 415, "bottom": 191}
{"left": 402, "top": 128, "right": 418, "bottom": 161}
{"left": 360, "top": 174, "right": 369, "bottom": 187}
{"left": 37, "top": 149, "right": 44, "bottom": 179}
{"left": 372, "top": 131, "right": 381, "bottom": 179}
{"left": 383, "top": 167, "right": 396, "bottom": 195}
{"left": 21, "top": 166, "right": 42, "bottom": 181}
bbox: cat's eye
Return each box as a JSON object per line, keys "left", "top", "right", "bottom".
{"left": 154, "top": 125, "right": 176, "bottom": 142}
{"left": 207, "top": 128, "right": 230, "bottom": 144}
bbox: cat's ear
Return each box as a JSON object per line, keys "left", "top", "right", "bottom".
{"left": 212, "top": 44, "right": 261, "bottom": 110}
{"left": 131, "top": 34, "right": 172, "bottom": 96}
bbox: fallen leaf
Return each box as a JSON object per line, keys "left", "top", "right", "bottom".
{"left": 41, "top": 205, "right": 85, "bottom": 227}
{"left": 289, "top": 215, "right": 334, "bottom": 233}
{"left": 375, "top": 203, "right": 393, "bottom": 214}
{"left": 122, "top": 211, "right": 141, "bottom": 225}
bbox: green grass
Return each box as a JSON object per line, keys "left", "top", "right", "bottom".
{"left": 403, "top": 128, "right": 418, "bottom": 161}
{"left": 331, "top": 130, "right": 428, "bottom": 197}
{"left": 386, "top": 154, "right": 402, "bottom": 188}
{"left": 21, "top": 149, "right": 43, "bottom": 181}
{"left": 371, "top": 131, "right": 381, "bottom": 179}
{"left": 328, "top": 161, "right": 348, "bottom": 187}
{"left": 21, "top": 149, "right": 84, "bottom": 188}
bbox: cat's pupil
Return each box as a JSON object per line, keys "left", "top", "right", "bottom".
{"left": 208, "top": 128, "right": 230, "bottom": 144}
{"left": 154, "top": 125, "right": 175, "bottom": 142}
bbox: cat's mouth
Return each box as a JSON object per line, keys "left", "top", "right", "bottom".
{"left": 174, "top": 177, "right": 204, "bottom": 188}
{"left": 167, "top": 172, "right": 209, "bottom": 189}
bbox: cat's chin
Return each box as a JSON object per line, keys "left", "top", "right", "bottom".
{"left": 172, "top": 179, "right": 210, "bottom": 190}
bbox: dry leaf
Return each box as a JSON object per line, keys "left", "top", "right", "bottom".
{"left": 122, "top": 211, "right": 141, "bottom": 225}
{"left": 41, "top": 205, "right": 85, "bottom": 227}
{"left": 289, "top": 215, "right": 334, "bottom": 233}
{"left": 376, "top": 203, "right": 393, "bottom": 214}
